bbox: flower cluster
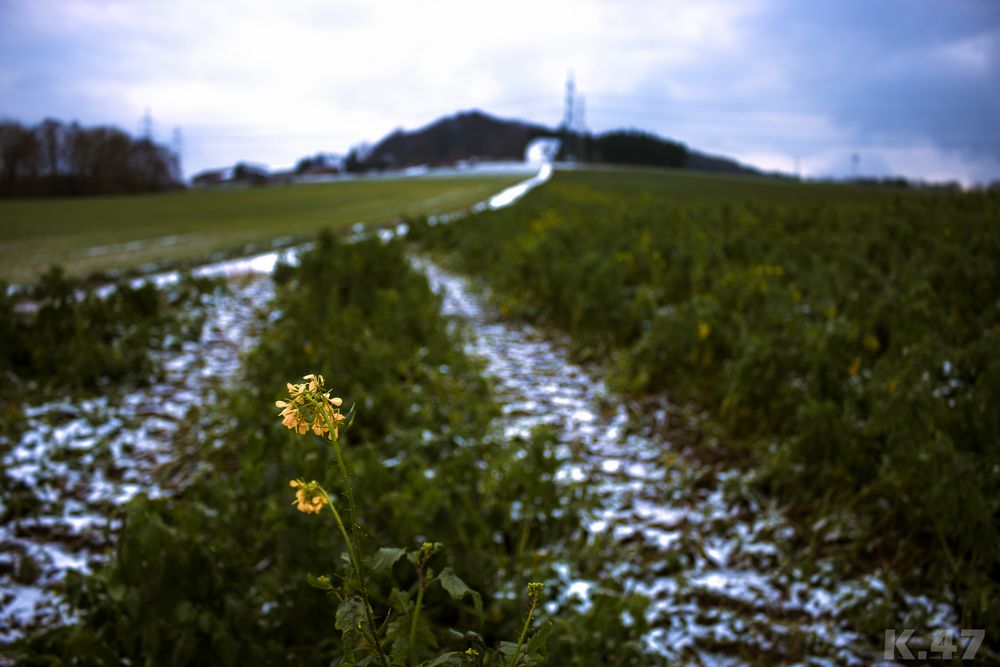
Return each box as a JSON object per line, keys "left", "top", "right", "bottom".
{"left": 289, "top": 479, "right": 328, "bottom": 514}
{"left": 276, "top": 373, "right": 347, "bottom": 440}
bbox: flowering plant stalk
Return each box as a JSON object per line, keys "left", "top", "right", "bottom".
{"left": 277, "top": 374, "right": 388, "bottom": 666}
{"left": 508, "top": 582, "right": 544, "bottom": 667}
{"left": 278, "top": 373, "right": 549, "bottom": 665}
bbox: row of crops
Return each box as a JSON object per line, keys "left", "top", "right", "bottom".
{"left": 6, "top": 235, "right": 646, "bottom": 665}
{"left": 410, "top": 169, "right": 1000, "bottom": 635}
{"left": 4, "top": 166, "right": 998, "bottom": 663}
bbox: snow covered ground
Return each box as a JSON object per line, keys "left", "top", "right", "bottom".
{"left": 0, "top": 276, "right": 273, "bottom": 642}
{"left": 412, "top": 257, "right": 956, "bottom": 665}
{"left": 0, "top": 164, "right": 958, "bottom": 663}
{"left": 0, "top": 165, "right": 551, "bottom": 644}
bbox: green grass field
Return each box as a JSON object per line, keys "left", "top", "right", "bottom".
{"left": 0, "top": 174, "right": 523, "bottom": 282}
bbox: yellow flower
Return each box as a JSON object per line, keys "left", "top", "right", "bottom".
{"left": 277, "top": 398, "right": 306, "bottom": 431}
{"left": 276, "top": 373, "right": 349, "bottom": 441}
{"left": 289, "top": 479, "right": 328, "bottom": 514}
{"left": 303, "top": 373, "right": 324, "bottom": 392}
{"left": 697, "top": 322, "right": 711, "bottom": 341}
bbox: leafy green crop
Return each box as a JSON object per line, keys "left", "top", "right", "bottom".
{"left": 413, "top": 168, "right": 1000, "bottom": 632}
{"left": 0, "top": 268, "right": 220, "bottom": 401}
{"left": 17, "top": 233, "right": 648, "bottom": 665}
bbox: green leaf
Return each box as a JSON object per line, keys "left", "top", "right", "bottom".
{"left": 335, "top": 596, "right": 366, "bottom": 637}
{"left": 498, "top": 640, "right": 519, "bottom": 657}
{"left": 423, "top": 651, "right": 463, "bottom": 666}
{"left": 525, "top": 621, "right": 552, "bottom": 658}
{"left": 306, "top": 572, "right": 333, "bottom": 590}
{"left": 437, "top": 567, "right": 483, "bottom": 625}
{"left": 371, "top": 547, "right": 406, "bottom": 575}
{"left": 444, "top": 628, "right": 484, "bottom": 643}
{"left": 389, "top": 587, "right": 413, "bottom": 613}
{"left": 387, "top": 617, "right": 410, "bottom": 663}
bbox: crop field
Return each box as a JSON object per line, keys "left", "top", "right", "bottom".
{"left": 413, "top": 168, "right": 1000, "bottom": 643}
{"left": 3, "top": 167, "right": 999, "bottom": 664}
{"left": 0, "top": 173, "right": 523, "bottom": 283}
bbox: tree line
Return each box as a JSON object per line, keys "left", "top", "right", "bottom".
{"left": 0, "top": 118, "right": 181, "bottom": 197}
{"left": 564, "top": 129, "right": 688, "bottom": 168}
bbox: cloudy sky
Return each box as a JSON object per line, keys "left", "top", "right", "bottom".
{"left": 1, "top": 0, "right": 998, "bottom": 183}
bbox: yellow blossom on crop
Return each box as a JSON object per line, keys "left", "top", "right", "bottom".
{"left": 289, "top": 479, "right": 328, "bottom": 514}
{"left": 276, "top": 373, "right": 349, "bottom": 441}
{"left": 848, "top": 357, "right": 862, "bottom": 377}
{"left": 697, "top": 322, "right": 711, "bottom": 341}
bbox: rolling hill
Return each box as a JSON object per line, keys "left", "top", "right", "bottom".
{"left": 353, "top": 109, "right": 760, "bottom": 176}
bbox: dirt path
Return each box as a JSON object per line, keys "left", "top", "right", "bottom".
{"left": 413, "top": 257, "right": 955, "bottom": 666}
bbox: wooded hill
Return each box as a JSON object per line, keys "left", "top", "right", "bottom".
{"left": 353, "top": 110, "right": 760, "bottom": 176}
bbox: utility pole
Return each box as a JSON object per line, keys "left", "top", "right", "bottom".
{"left": 563, "top": 72, "right": 575, "bottom": 161}
{"left": 563, "top": 72, "right": 575, "bottom": 130}
{"left": 171, "top": 127, "right": 183, "bottom": 180}
{"left": 141, "top": 107, "right": 154, "bottom": 141}
{"left": 575, "top": 95, "right": 586, "bottom": 161}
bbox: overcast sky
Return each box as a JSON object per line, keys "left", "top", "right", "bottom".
{"left": 1, "top": 0, "right": 998, "bottom": 183}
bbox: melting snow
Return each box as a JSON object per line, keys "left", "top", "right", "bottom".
{"left": 411, "top": 256, "right": 957, "bottom": 665}
{"left": 0, "top": 277, "right": 273, "bottom": 643}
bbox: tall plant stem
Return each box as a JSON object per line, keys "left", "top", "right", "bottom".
{"left": 318, "top": 407, "right": 389, "bottom": 667}
{"left": 408, "top": 576, "right": 427, "bottom": 666}
{"left": 509, "top": 595, "right": 539, "bottom": 667}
